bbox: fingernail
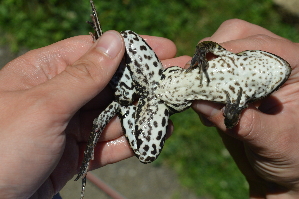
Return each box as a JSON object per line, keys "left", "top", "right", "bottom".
{"left": 96, "top": 31, "right": 122, "bottom": 59}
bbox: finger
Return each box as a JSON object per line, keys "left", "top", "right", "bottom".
{"left": 89, "top": 119, "right": 174, "bottom": 169}
{"left": 75, "top": 110, "right": 123, "bottom": 142}
{"left": 193, "top": 100, "right": 274, "bottom": 146}
{"left": 162, "top": 55, "right": 191, "bottom": 68}
{"left": 27, "top": 31, "right": 125, "bottom": 119}
{"left": 192, "top": 100, "right": 225, "bottom": 128}
{"left": 99, "top": 116, "right": 123, "bottom": 141}
{"left": 201, "top": 19, "right": 283, "bottom": 43}
{"left": 142, "top": 35, "right": 177, "bottom": 60}
{"left": 88, "top": 136, "right": 134, "bottom": 170}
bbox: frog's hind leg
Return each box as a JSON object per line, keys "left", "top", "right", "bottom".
{"left": 188, "top": 41, "right": 236, "bottom": 85}
{"left": 134, "top": 96, "right": 169, "bottom": 163}
{"left": 223, "top": 87, "right": 246, "bottom": 129}
{"left": 75, "top": 101, "right": 120, "bottom": 199}
{"left": 88, "top": 0, "right": 103, "bottom": 41}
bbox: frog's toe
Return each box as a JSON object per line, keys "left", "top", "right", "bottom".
{"left": 223, "top": 105, "right": 245, "bottom": 129}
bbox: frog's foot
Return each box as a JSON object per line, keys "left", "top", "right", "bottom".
{"left": 187, "top": 58, "right": 210, "bottom": 85}
{"left": 122, "top": 96, "right": 169, "bottom": 163}
{"left": 75, "top": 101, "right": 120, "bottom": 199}
{"left": 88, "top": 0, "right": 103, "bottom": 41}
{"left": 223, "top": 87, "right": 246, "bottom": 129}
{"left": 187, "top": 41, "right": 221, "bottom": 85}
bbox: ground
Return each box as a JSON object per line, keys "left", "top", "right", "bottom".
{"left": 61, "top": 158, "right": 204, "bottom": 199}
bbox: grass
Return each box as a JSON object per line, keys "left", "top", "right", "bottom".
{"left": 1, "top": 0, "right": 299, "bottom": 198}
{"left": 156, "top": 109, "right": 248, "bottom": 199}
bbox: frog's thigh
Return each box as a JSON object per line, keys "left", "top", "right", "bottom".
{"left": 134, "top": 98, "right": 169, "bottom": 162}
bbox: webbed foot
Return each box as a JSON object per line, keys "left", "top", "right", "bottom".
{"left": 223, "top": 88, "right": 246, "bottom": 129}
{"left": 187, "top": 41, "right": 220, "bottom": 85}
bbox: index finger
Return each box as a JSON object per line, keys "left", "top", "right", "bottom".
{"left": 202, "top": 19, "right": 284, "bottom": 43}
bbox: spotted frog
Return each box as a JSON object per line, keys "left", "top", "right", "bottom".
{"left": 76, "top": 1, "right": 291, "bottom": 198}
{"left": 76, "top": 1, "right": 169, "bottom": 198}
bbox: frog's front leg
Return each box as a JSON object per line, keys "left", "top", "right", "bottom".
{"left": 87, "top": 0, "right": 103, "bottom": 41}
{"left": 187, "top": 41, "right": 212, "bottom": 85}
{"left": 188, "top": 41, "right": 236, "bottom": 85}
{"left": 75, "top": 101, "right": 120, "bottom": 199}
{"left": 223, "top": 88, "right": 246, "bottom": 129}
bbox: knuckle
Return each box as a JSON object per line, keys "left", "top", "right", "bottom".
{"left": 64, "top": 56, "right": 108, "bottom": 89}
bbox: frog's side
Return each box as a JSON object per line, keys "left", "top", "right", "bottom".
{"left": 156, "top": 41, "right": 291, "bottom": 128}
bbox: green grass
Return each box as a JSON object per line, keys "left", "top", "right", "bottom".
{"left": 1, "top": 0, "right": 299, "bottom": 198}
{"left": 157, "top": 109, "right": 248, "bottom": 199}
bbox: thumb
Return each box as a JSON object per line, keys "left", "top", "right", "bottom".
{"left": 31, "top": 30, "right": 124, "bottom": 116}
{"left": 193, "top": 99, "right": 278, "bottom": 145}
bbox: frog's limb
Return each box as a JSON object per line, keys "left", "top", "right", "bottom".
{"left": 121, "top": 30, "right": 163, "bottom": 91}
{"left": 122, "top": 96, "right": 169, "bottom": 163}
{"left": 188, "top": 41, "right": 238, "bottom": 85}
{"left": 187, "top": 41, "right": 212, "bottom": 85}
{"left": 223, "top": 87, "right": 246, "bottom": 129}
{"left": 119, "top": 104, "right": 137, "bottom": 149}
{"left": 88, "top": 0, "right": 103, "bottom": 40}
{"left": 75, "top": 101, "right": 120, "bottom": 198}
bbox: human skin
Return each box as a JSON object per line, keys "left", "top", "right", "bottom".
{"left": 192, "top": 19, "right": 299, "bottom": 198}
{"left": 0, "top": 31, "right": 190, "bottom": 199}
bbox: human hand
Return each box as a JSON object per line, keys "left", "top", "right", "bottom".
{"left": 192, "top": 19, "right": 299, "bottom": 198}
{"left": 0, "top": 31, "right": 190, "bottom": 199}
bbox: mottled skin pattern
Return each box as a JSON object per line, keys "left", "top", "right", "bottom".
{"left": 116, "top": 30, "right": 168, "bottom": 163}
{"left": 157, "top": 41, "right": 291, "bottom": 128}
{"left": 75, "top": 1, "right": 168, "bottom": 198}
{"left": 76, "top": 1, "right": 291, "bottom": 198}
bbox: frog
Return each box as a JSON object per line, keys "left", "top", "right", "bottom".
{"left": 156, "top": 41, "right": 292, "bottom": 128}
{"left": 75, "top": 1, "right": 169, "bottom": 198}
{"left": 75, "top": 1, "right": 291, "bottom": 198}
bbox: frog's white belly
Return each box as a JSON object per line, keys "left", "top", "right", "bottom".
{"left": 156, "top": 49, "right": 291, "bottom": 109}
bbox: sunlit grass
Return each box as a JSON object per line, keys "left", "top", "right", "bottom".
{"left": 157, "top": 109, "right": 248, "bottom": 199}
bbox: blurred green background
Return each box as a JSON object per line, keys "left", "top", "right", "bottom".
{"left": 1, "top": 0, "right": 298, "bottom": 198}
